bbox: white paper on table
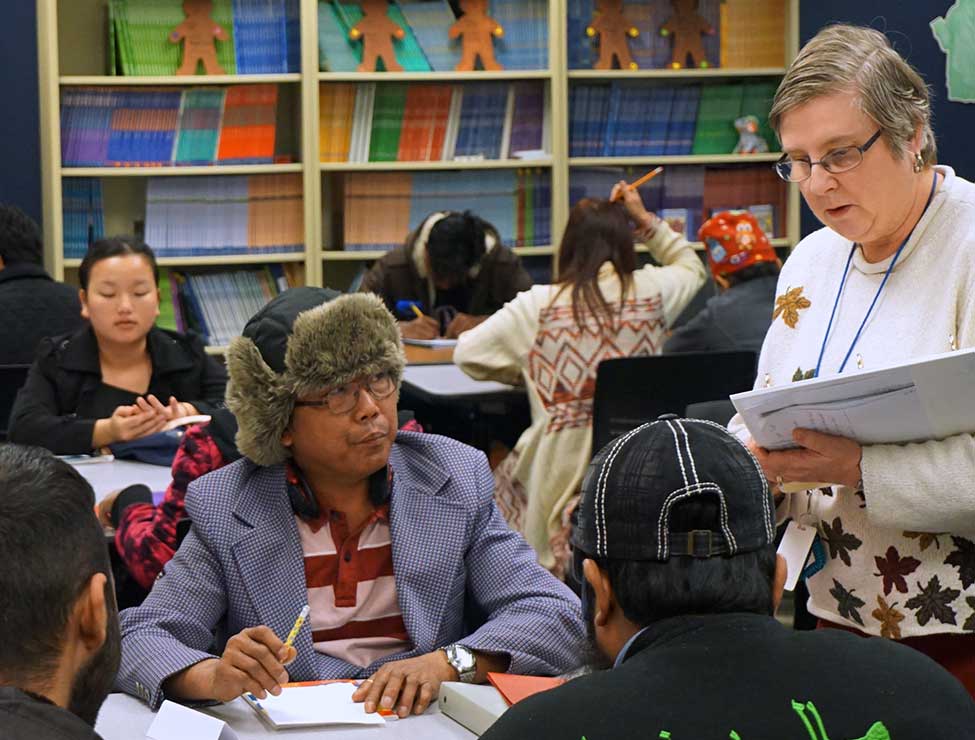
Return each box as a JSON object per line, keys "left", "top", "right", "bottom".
{"left": 245, "top": 683, "right": 386, "bottom": 728}
{"left": 146, "top": 700, "right": 237, "bottom": 740}
{"left": 731, "top": 348, "right": 975, "bottom": 450}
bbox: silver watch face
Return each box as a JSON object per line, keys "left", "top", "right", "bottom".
{"left": 447, "top": 644, "right": 476, "bottom": 677}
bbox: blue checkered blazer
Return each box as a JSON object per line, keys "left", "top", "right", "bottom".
{"left": 116, "top": 432, "right": 585, "bottom": 708}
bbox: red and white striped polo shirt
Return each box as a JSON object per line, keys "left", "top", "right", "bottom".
{"left": 296, "top": 505, "right": 410, "bottom": 667}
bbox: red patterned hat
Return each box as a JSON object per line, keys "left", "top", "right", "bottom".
{"left": 698, "top": 210, "right": 776, "bottom": 278}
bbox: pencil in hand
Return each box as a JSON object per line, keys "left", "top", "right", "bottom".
{"left": 611, "top": 166, "right": 664, "bottom": 201}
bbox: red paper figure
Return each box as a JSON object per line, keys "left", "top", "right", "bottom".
{"left": 349, "top": 0, "right": 406, "bottom": 72}
{"left": 170, "top": 0, "right": 229, "bottom": 76}
{"left": 587, "top": 0, "right": 640, "bottom": 70}
{"left": 660, "top": 0, "right": 715, "bottom": 69}
{"left": 449, "top": 0, "right": 504, "bottom": 72}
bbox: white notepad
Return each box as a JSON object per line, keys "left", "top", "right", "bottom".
{"left": 732, "top": 348, "right": 975, "bottom": 450}
{"left": 402, "top": 337, "right": 458, "bottom": 348}
{"left": 242, "top": 683, "right": 385, "bottom": 730}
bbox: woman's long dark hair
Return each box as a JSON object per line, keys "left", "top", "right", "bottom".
{"left": 554, "top": 198, "right": 637, "bottom": 331}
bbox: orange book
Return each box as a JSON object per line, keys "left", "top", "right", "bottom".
{"left": 486, "top": 672, "right": 565, "bottom": 706}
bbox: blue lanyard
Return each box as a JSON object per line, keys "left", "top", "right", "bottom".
{"left": 814, "top": 172, "right": 939, "bottom": 378}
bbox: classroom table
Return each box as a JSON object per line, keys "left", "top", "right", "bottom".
{"left": 404, "top": 343, "right": 455, "bottom": 365}
{"left": 401, "top": 364, "right": 522, "bottom": 403}
{"left": 70, "top": 458, "right": 172, "bottom": 504}
{"left": 94, "top": 692, "right": 477, "bottom": 740}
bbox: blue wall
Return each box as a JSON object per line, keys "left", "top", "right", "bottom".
{"left": 0, "top": 3, "right": 41, "bottom": 223}
{"left": 1, "top": 3, "right": 973, "bottom": 234}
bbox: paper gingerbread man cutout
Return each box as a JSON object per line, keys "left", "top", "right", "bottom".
{"left": 170, "top": 0, "right": 228, "bottom": 76}
{"left": 660, "top": 0, "right": 714, "bottom": 69}
{"left": 349, "top": 0, "right": 406, "bottom": 73}
{"left": 449, "top": 0, "right": 504, "bottom": 72}
{"left": 587, "top": 0, "right": 640, "bottom": 70}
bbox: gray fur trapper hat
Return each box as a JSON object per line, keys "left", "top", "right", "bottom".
{"left": 225, "top": 288, "right": 406, "bottom": 466}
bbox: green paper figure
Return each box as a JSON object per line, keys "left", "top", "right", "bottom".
{"left": 931, "top": 0, "right": 975, "bottom": 103}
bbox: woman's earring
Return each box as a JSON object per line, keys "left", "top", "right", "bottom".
{"left": 913, "top": 152, "right": 924, "bottom": 173}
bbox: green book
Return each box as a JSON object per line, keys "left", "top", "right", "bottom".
{"left": 368, "top": 84, "right": 408, "bottom": 162}
{"left": 156, "top": 268, "right": 178, "bottom": 331}
{"left": 318, "top": 1, "right": 359, "bottom": 71}
{"left": 115, "top": 0, "right": 236, "bottom": 76}
{"left": 333, "top": 1, "right": 431, "bottom": 72}
{"left": 691, "top": 83, "right": 744, "bottom": 155}
{"left": 740, "top": 81, "right": 779, "bottom": 151}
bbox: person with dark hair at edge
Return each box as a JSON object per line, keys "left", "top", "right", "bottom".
{"left": 0, "top": 204, "right": 83, "bottom": 365}
{"left": 0, "top": 444, "right": 121, "bottom": 739}
{"left": 664, "top": 209, "right": 781, "bottom": 354}
{"left": 455, "top": 190, "right": 705, "bottom": 576}
{"left": 481, "top": 417, "right": 975, "bottom": 739}
{"left": 8, "top": 237, "right": 227, "bottom": 455}
{"left": 116, "top": 287, "right": 583, "bottom": 715}
{"left": 360, "top": 210, "right": 533, "bottom": 339}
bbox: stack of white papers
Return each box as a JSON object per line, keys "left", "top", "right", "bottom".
{"left": 731, "top": 348, "right": 975, "bottom": 450}
{"left": 242, "top": 682, "right": 386, "bottom": 730}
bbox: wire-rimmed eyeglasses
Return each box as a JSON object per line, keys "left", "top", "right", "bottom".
{"left": 774, "top": 130, "right": 882, "bottom": 183}
{"left": 293, "top": 372, "right": 396, "bottom": 415}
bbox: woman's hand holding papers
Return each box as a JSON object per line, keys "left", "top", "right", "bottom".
{"left": 164, "top": 625, "right": 298, "bottom": 703}
{"left": 748, "top": 429, "right": 863, "bottom": 490}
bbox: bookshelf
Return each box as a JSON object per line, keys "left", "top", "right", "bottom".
{"left": 37, "top": 0, "right": 799, "bottom": 347}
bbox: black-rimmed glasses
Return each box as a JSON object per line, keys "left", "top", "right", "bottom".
{"left": 774, "top": 130, "right": 883, "bottom": 183}
{"left": 294, "top": 372, "right": 396, "bottom": 415}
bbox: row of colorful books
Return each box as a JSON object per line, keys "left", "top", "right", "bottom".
{"left": 63, "top": 180, "right": 106, "bottom": 259}
{"left": 159, "top": 264, "right": 301, "bottom": 346}
{"left": 567, "top": 0, "right": 785, "bottom": 70}
{"left": 339, "top": 169, "right": 551, "bottom": 251}
{"left": 570, "top": 164, "right": 786, "bottom": 239}
{"left": 569, "top": 81, "right": 777, "bottom": 157}
{"left": 145, "top": 174, "right": 304, "bottom": 256}
{"left": 60, "top": 85, "right": 280, "bottom": 167}
{"left": 320, "top": 81, "right": 547, "bottom": 163}
{"left": 108, "top": 0, "right": 300, "bottom": 76}
{"left": 319, "top": 0, "right": 548, "bottom": 72}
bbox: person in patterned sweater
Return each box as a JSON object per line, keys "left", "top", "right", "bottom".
{"left": 729, "top": 25, "right": 975, "bottom": 694}
{"left": 455, "top": 192, "right": 705, "bottom": 575}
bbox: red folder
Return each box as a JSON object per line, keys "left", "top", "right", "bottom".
{"left": 486, "top": 672, "right": 565, "bottom": 706}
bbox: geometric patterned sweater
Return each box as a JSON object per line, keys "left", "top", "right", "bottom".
{"left": 730, "top": 166, "right": 975, "bottom": 638}
{"left": 456, "top": 221, "right": 706, "bottom": 569}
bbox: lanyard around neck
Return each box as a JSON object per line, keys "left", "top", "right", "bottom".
{"left": 813, "top": 171, "right": 939, "bottom": 378}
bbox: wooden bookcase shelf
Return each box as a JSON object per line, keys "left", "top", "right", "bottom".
{"left": 38, "top": 0, "right": 799, "bottom": 304}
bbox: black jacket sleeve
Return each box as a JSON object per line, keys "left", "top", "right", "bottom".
{"left": 183, "top": 333, "right": 227, "bottom": 415}
{"left": 7, "top": 340, "right": 97, "bottom": 454}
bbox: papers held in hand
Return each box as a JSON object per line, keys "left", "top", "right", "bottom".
{"left": 731, "top": 348, "right": 975, "bottom": 451}
{"left": 242, "top": 682, "right": 385, "bottom": 730}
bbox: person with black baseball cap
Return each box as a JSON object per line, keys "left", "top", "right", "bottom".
{"left": 482, "top": 416, "right": 975, "bottom": 739}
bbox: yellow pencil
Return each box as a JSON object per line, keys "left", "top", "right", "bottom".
{"left": 284, "top": 604, "right": 309, "bottom": 648}
{"left": 612, "top": 166, "right": 664, "bottom": 201}
{"left": 410, "top": 303, "right": 425, "bottom": 319}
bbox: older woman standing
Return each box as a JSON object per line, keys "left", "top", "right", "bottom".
{"left": 731, "top": 25, "right": 975, "bottom": 692}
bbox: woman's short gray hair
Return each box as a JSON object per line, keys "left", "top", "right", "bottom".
{"left": 769, "top": 24, "right": 936, "bottom": 166}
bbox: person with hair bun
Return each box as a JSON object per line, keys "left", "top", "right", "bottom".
{"left": 8, "top": 237, "right": 226, "bottom": 455}
{"left": 455, "top": 191, "right": 706, "bottom": 574}
{"left": 360, "top": 211, "right": 533, "bottom": 339}
{"left": 729, "top": 24, "right": 975, "bottom": 692}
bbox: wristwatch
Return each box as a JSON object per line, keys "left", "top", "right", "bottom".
{"left": 443, "top": 644, "right": 477, "bottom": 683}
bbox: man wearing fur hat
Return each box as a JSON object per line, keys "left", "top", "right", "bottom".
{"left": 116, "top": 288, "right": 584, "bottom": 717}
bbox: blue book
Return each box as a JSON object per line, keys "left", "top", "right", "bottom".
{"left": 566, "top": 0, "right": 594, "bottom": 69}
{"left": 396, "top": 0, "right": 460, "bottom": 72}
{"left": 666, "top": 85, "right": 701, "bottom": 155}
{"left": 645, "top": 85, "right": 675, "bottom": 156}
{"left": 490, "top": 0, "right": 548, "bottom": 70}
